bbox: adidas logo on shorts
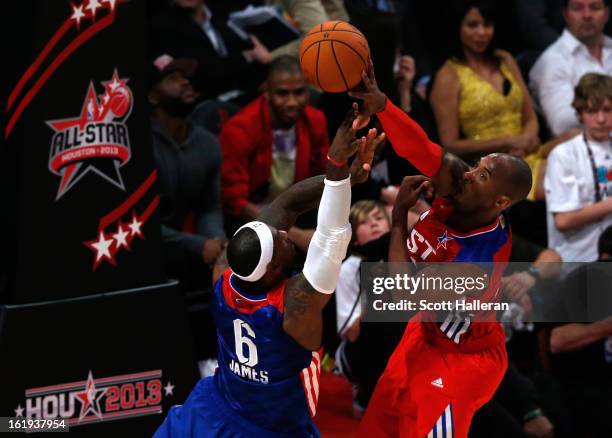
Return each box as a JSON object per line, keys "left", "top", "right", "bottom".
{"left": 431, "top": 378, "right": 444, "bottom": 388}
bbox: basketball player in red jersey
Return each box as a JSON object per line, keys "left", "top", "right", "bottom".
{"left": 349, "top": 61, "right": 533, "bottom": 437}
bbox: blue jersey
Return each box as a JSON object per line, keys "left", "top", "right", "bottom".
{"left": 210, "top": 270, "right": 321, "bottom": 435}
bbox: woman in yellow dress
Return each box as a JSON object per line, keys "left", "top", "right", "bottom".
{"left": 430, "top": 0, "right": 544, "bottom": 200}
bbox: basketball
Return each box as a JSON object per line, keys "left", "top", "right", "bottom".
{"left": 108, "top": 87, "right": 132, "bottom": 118}
{"left": 299, "top": 21, "right": 370, "bottom": 93}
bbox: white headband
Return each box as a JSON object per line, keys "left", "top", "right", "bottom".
{"left": 232, "top": 221, "right": 274, "bottom": 282}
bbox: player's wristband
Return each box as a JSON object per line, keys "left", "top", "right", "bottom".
{"left": 523, "top": 408, "right": 543, "bottom": 422}
{"left": 327, "top": 154, "right": 347, "bottom": 167}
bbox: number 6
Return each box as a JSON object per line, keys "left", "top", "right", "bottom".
{"left": 233, "top": 319, "right": 258, "bottom": 367}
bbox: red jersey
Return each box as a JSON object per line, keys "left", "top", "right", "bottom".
{"left": 406, "top": 197, "right": 512, "bottom": 350}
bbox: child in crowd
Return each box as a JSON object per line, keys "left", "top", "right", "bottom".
{"left": 545, "top": 73, "right": 612, "bottom": 262}
{"left": 335, "top": 200, "right": 417, "bottom": 417}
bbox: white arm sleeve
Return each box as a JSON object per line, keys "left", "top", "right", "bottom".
{"left": 303, "top": 177, "right": 352, "bottom": 294}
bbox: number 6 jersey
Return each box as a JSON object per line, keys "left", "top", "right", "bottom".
{"left": 210, "top": 270, "right": 321, "bottom": 435}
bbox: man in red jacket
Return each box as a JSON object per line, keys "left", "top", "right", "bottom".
{"left": 220, "top": 56, "right": 329, "bottom": 233}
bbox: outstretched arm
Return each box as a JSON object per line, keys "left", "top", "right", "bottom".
{"left": 350, "top": 60, "right": 443, "bottom": 176}
{"left": 283, "top": 120, "right": 385, "bottom": 351}
{"left": 350, "top": 60, "right": 469, "bottom": 197}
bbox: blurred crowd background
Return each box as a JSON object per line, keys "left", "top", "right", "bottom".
{"left": 144, "top": 1, "right": 612, "bottom": 437}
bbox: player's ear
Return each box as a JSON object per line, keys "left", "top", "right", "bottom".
{"left": 495, "top": 195, "right": 511, "bottom": 210}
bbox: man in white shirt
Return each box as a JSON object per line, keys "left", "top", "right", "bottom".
{"left": 530, "top": 0, "right": 612, "bottom": 136}
{"left": 545, "top": 73, "right": 612, "bottom": 261}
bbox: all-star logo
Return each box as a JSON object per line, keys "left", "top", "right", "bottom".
{"left": 13, "top": 369, "right": 171, "bottom": 427}
{"left": 76, "top": 371, "right": 107, "bottom": 420}
{"left": 46, "top": 69, "right": 133, "bottom": 200}
{"left": 436, "top": 230, "right": 453, "bottom": 250}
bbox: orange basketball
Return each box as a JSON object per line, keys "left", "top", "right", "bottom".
{"left": 299, "top": 21, "right": 370, "bottom": 93}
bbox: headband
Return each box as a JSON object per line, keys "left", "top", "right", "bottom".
{"left": 232, "top": 221, "right": 274, "bottom": 282}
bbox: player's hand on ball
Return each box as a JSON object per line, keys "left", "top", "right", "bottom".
{"left": 329, "top": 104, "right": 361, "bottom": 163}
{"left": 394, "top": 175, "right": 432, "bottom": 215}
{"left": 348, "top": 59, "right": 387, "bottom": 130}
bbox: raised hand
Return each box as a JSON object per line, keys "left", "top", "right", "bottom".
{"left": 351, "top": 126, "right": 386, "bottom": 184}
{"left": 348, "top": 59, "right": 387, "bottom": 130}
{"left": 328, "top": 103, "right": 361, "bottom": 164}
{"left": 393, "top": 175, "right": 432, "bottom": 216}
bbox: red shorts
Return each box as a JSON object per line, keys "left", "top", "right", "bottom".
{"left": 357, "top": 321, "right": 507, "bottom": 438}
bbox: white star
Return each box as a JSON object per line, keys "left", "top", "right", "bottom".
{"left": 113, "top": 223, "right": 129, "bottom": 249}
{"left": 102, "top": 0, "right": 117, "bottom": 11}
{"left": 85, "top": 0, "right": 102, "bottom": 19}
{"left": 91, "top": 231, "right": 113, "bottom": 262}
{"left": 108, "top": 77, "right": 121, "bottom": 92}
{"left": 15, "top": 404, "right": 24, "bottom": 417}
{"left": 71, "top": 4, "right": 86, "bottom": 27}
{"left": 163, "top": 381, "right": 175, "bottom": 396}
{"left": 102, "top": 93, "right": 110, "bottom": 105}
{"left": 128, "top": 215, "right": 143, "bottom": 238}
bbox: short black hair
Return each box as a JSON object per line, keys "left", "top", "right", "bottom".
{"left": 267, "top": 55, "right": 302, "bottom": 82}
{"left": 598, "top": 226, "right": 612, "bottom": 256}
{"left": 563, "top": 0, "right": 611, "bottom": 8}
{"left": 498, "top": 154, "right": 533, "bottom": 202}
{"left": 227, "top": 228, "right": 261, "bottom": 277}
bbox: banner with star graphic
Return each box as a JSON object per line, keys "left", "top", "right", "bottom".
{"left": 0, "top": 281, "right": 200, "bottom": 436}
{"left": 2, "top": 0, "right": 166, "bottom": 303}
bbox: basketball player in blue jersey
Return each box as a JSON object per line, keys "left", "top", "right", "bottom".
{"left": 153, "top": 106, "right": 384, "bottom": 438}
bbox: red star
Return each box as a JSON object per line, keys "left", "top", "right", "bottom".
{"left": 75, "top": 371, "right": 107, "bottom": 421}
{"left": 47, "top": 82, "right": 99, "bottom": 132}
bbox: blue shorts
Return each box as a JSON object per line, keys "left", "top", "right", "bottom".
{"left": 153, "top": 377, "right": 320, "bottom": 438}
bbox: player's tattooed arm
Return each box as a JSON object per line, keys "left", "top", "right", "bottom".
{"left": 283, "top": 274, "right": 332, "bottom": 351}
{"left": 257, "top": 175, "right": 326, "bottom": 232}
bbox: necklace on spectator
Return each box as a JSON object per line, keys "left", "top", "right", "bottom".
{"left": 582, "top": 132, "right": 606, "bottom": 202}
